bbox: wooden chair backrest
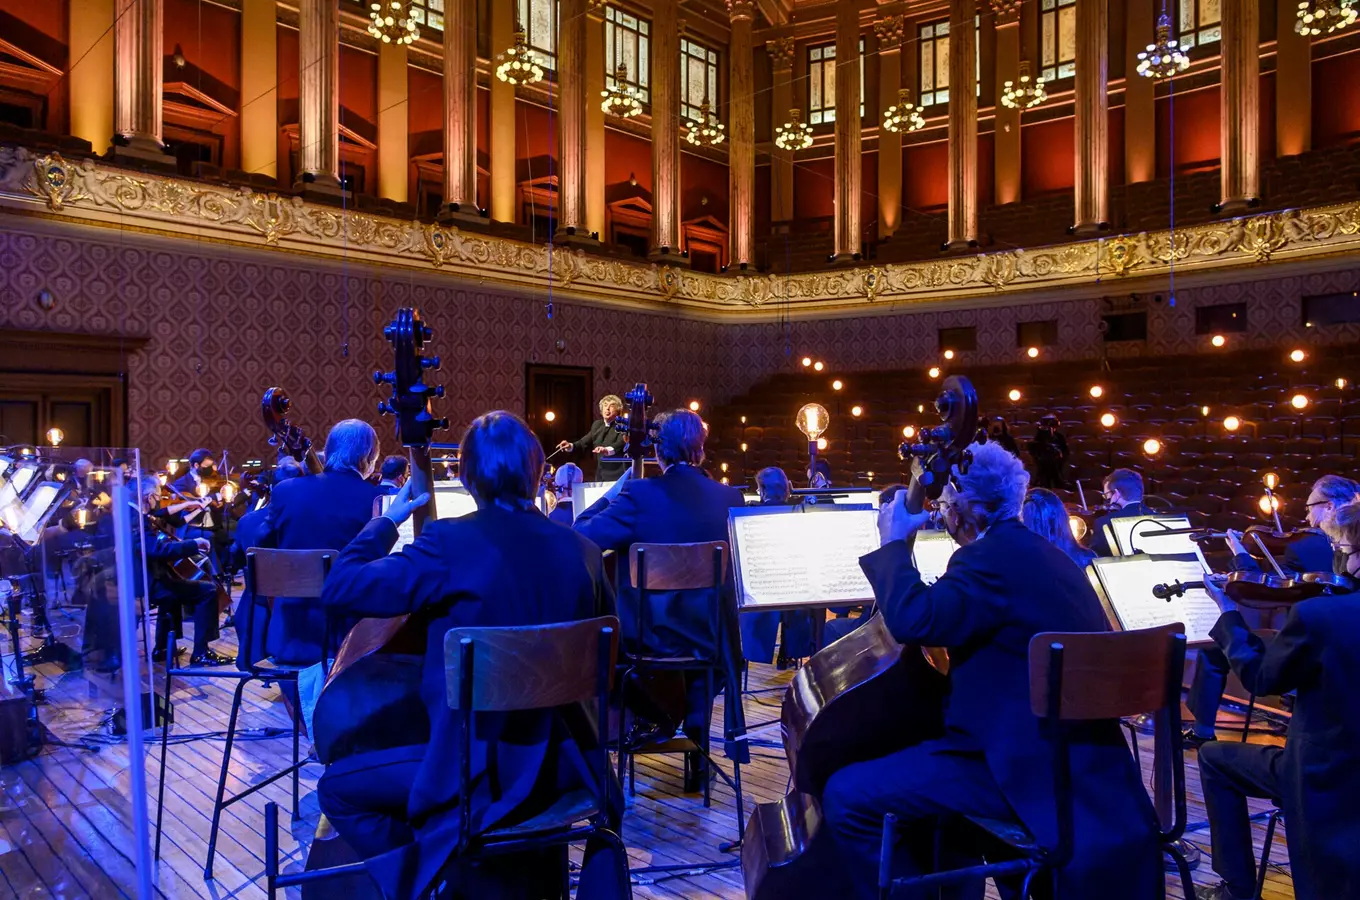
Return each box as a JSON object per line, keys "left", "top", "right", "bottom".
{"left": 629, "top": 542, "right": 728, "bottom": 591}
{"left": 444, "top": 616, "right": 620, "bottom": 712}
{"left": 246, "top": 548, "right": 335, "bottom": 600}
{"left": 1029, "top": 623, "right": 1186, "bottom": 721}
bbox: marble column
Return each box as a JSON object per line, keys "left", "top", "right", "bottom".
{"left": 875, "top": 16, "right": 905, "bottom": 239}
{"left": 68, "top": 0, "right": 115, "bottom": 154}
{"left": 113, "top": 0, "right": 172, "bottom": 165}
{"left": 650, "top": 0, "right": 681, "bottom": 257}
{"left": 729, "top": 0, "right": 755, "bottom": 268}
{"left": 440, "top": 0, "right": 482, "bottom": 220}
{"left": 947, "top": 0, "right": 978, "bottom": 250}
{"left": 489, "top": 0, "right": 516, "bottom": 222}
{"left": 1124, "top": 0, "right": 1156, "bottom": 183}
{"left": 1220, "top": 0, "right": 1260, "bottom": 211}
{"left": 993, "top": 2, "right": 1022, "bottom": 205}
{"left": 586, "top": 1, "right": 606, "bottom": 238}
{"left": 1275, "top": 0, "right": 1311, "bottom": 157}
{"left": 768, "top": 37, "right": 795, "bottom": 226}
{"left": 296, "top": 0, "right": 342, "bottom": 193}
{"left": 240, "top": 0, "right": 278, "bottom": 179}
{"left": 1073, "top": 0, "right": 1109, "bottom": 232}
{"left": 833, "top": 1, "right": 863, "bottom": 261}
{"left": 556, "top": 0, "right": 590, "bottom": 239}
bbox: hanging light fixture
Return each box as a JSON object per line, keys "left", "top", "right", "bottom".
{"left": 686, "top": 99, "right": 726, "bottom": 146}
{"left": 882, "top": 88, "right": 925, "bottom": 134}
{"left": 1137, "top": 11, "right": 1190, "bottom": 79}
{"left": 495, "top": 26, "right": 545, "bottom": 86}
{"left": 367, "top": 0, "right": 420, "bottom": 45}
{"left": 775, "top": 108, "right": 813, "bottom": 151}
{"left": 602, "top": 63, "right": 643, "bottom": 118}
{"left": 1295, "top": 0, "right": 1358, "bottom": 35}
{"left": 1001, "top": 60, "right": 1048, "bottom": 109}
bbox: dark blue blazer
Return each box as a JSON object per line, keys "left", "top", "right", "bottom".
{"left": 573, "top": 464, "right": 746, "bottom": 660}
{"left": 259, "top": 469, "right": 384, "bottom": 663}
{"left": 322, "top": 506, "right": 614, "bottom": 900}
{"left": 1213, "top": 595, "right": 1360, "bottom": 898}
{"left": 860, "top": 519, "right": 1162, "bottom": 899}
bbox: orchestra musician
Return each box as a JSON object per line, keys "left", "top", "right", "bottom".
{"left": 1022, "top": 487, "right": 1096, "bottom": 569}
{"left": 1089, "top": 467, "right": 1151, "bottom": 557}
{"left": 317, "top": 411, "right": 616, "bottom": 900}
{"left": 378, "top": 455, "right": 409, "bottom": 495}
{"left": 230, "top": 458, "right": 304, "bottom": 670}
{"left": 1194, "top": 500, "right": 1360, "bottom": 900}
{"left": 555, "top": 394, "right": 629, "bottom": 481}
{"left": 548, "top": 462, "right": 584, "bottom": 525}
{"left": 822, "top": 441, "right": 1161, "bottom": 900}
{"left": 573, "top": 408, "right": 745, "bottom": 792}
{"left": 1185, "top": 473, "right": 1359, "bottom": 746}
{"left": 257, "top": 419, "right": 385, "bottom": 665}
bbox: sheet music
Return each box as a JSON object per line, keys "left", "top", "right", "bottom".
{"left": 1111, "top": 515, "right": 1195, "bottom": 556}
{"left": 571, "top": 482, "right": 612, "bottom": 522}
{"left": 731, "top": 508, "right": 880, "bottom": 609}
{"left": 1093, "top": 555, "right": 1221, "bottom": 644}
{"left": 912, "top": 530, "right": 959, "bottom": 585}
{"left": 0, "top": 466, "right": 35, "bottom": 511}
{"left": 381, "top": 485, "right": 480, "bottom": 554}
{"left": 16, "top": 484, "right": 61, "bottom": 543}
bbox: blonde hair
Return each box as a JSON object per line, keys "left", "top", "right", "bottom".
{"left": 1327, "top": 501, "right": 1360, "bottom": 546}
{"left": 600, "top": 395, "right": 624, "bottom": 414}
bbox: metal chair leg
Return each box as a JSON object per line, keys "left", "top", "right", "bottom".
{"left": 154, "top": 630, "right": 176, "bottom": 861}
{"left": 204, "top": 676, "right": 249, "bottom": 880}
{"left": 291, "top": 684, "right": 301, "bottom": 818}
{"left": 1167, "top": 839, "right": 1196, "bottom": 900}
{"left": 702, "top": 668, "right": 713, "bottom": 809}
{"left": 1241, "top": 693, "right": 1257, "bottom": 743}
{"left": 1255, "top": 810, "right": 1282, "bottom": 899}
{"left": 265, "top": 801, "right": 279, "bottom": 898}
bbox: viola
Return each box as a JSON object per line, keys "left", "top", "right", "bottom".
{"left": 262, "top": 388, "right": 323, "bottom": 475}
{"left": 740, "top": 376, "right": 979, "bottom": 900}
{"left": 311, "top": 308, "right": 448, "bottom": 765}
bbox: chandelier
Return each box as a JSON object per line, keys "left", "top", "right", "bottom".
{"left": 775, "top": 108, "right": 813, "bottom": 151}
{"left": 1296, "top": 0, "right": 1358, "bottom": 35}
{"left": 882, "top": 88, "right": 925, "bottom": 134}
{"left": 601, "top": 64, "right": 643, "bottom": 118}
{"left": 367, "top": 0, "right": 419, "bottom": 45}
{"left": 1137, "top": 13, "right": 1190, "bottom": 79}
{"left": 1001, "top": 61, "right": 1047, "bottom": 109}
{"left": 686, "top": 100, "right": 725, "bottom": 147}
{"left": 495, "top": 29, "right": 545, "bottom": 85}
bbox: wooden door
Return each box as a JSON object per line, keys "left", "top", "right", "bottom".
{"left": 525, "top": 364, "right": 594, "bottom": 453}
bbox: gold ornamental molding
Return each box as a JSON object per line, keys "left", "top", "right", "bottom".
{"left": 3, "top": 146, "right": 1360, "bottom": 318}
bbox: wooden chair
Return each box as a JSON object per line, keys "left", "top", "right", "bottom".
{"left": 263, "top": 616, "right": 630, "bottom": 899}
{"left": 619, "top": 542, "right": 746, "bottom": 848}
{"left": 877, "top": 623, "right": 1193, "bottom": 899}
{"left": 156, "top": 548, "right": 333, "bottom": 880}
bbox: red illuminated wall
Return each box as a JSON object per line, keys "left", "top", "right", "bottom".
{"left": 1312, "top": 51, "right": 1360, "bottom": 149}
{"left": 903, "top": 141, "right": 948, "bottom": 211}
{"left": 515, "top": 100, "right": 557, "bottom": 162}
{"left": 1109, "top": 106, "right": 1126, "bottom": 185}
{"left": 338, "top": 45, "right": 376, "bottom": 125}
{"left": 860, "top": 153, "right": 877, "bottom": 236}
{"left": 681, "top": 152, "right": 728, "bottom": 224}
{"left": 977, "top": 133, "right": 994, "bottom": 206}
{"left": 604, "top": 129, "right": 653, "bottom": 192}
{"left": 163, "top": 0, "right": 241, "bottom": 169}
{"left": 793, "top": 158, "right": 834, "bottom": 220}
{"left": 407, "top": 66, "right": 442, "bottom": 147}
{"left": 1021, "top": 117, "right": 1075, "bottom": 196}
{"left": 1156, "top": 85, "right": 1220, "bottom": 176}
{"left": 0, "top": 0, "right": 69, "bottom": 134}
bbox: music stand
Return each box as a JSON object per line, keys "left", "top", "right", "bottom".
{"left": 1089, "top": 553, "right": 1218, "bottom": 646}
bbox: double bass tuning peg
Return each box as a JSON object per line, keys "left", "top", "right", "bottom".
{"left": 421, "top": 355, "right": 441, "bottom": 370}
{"left": 373, "top": 370, "right": 394, "bottom": 386}
{"left": 377, "top": 401, "right": 395, "bottom": 416}
{"left": 433, "top": 385, "right": 445, "bottom": 399}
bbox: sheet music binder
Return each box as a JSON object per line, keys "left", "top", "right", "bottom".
{"left": 728, "top": 505, "right": 881, "bottom": 612}
{"left": 1089, "top": 553, "right": 1219, "bottom": 645}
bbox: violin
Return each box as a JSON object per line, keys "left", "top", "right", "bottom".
{"left": 311, "top": 308, "right": 448, "bottom": 765}
{"left": 1153, "top": 570, "right": 1350, "bottom": 610}
{"left": 741, "top": 377, "right": 981, "bottom": 900}
{"left": 262, "top": 388, "right": 323, "bottom": 475}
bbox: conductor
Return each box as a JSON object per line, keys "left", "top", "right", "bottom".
{"left": 556, "top": 394, "right": 629, "bottom": 480}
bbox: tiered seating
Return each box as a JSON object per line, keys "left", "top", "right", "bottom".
{"left": 707, "top": 344, "right": 1360, "bottom": 533}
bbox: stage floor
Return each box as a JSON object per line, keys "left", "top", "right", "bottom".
{"left": 0, "top": 625, "right": 1294, "bottom": 899}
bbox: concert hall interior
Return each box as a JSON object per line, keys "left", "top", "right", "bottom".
{"left": 2, "top": 0, "right": 1360, "bottom": 897}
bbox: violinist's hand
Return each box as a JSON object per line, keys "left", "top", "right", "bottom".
{"left": 194, "top": 538, "right": 212, "bottom": 554}
{"left": 1225, "top": 529, "right": 1248, "bottom": 557}
{"left": 593, "top": 445, "right": 616, "bottom": 456}
{"left": 1203, "top": 574, "right": 1237, "bottom": 615}
{"left": 383, "top": 478, "right": 431, "bottom": 527}
{"left": 878, "top": 491, "right": 932, "bottom": 547}
{"left": 556, "top": 440, "right": 572, "bottom": 452}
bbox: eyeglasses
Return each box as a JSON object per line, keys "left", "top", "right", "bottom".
{"left": 1305, "top": 499, "right": 1332, "bottom": 509}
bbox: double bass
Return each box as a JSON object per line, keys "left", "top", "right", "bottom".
{"left": 262, "top": 388, "right": 324, "bottom": 475}
{"left": 310, "top": 308, "right": 448, "bottom": 765}
{"left": 741, "top": 376, "right": 981, "bottom": 900}
{"left": 614, "top": 382, "right": 656, "bottom": 479}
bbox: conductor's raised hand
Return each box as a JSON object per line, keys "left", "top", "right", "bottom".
{"left": 556, "top": 440, "right": 573, "bottom": 452}
{"left": 383, "top": 477, "right": 431, "bottom": 527}
{"left": 592, "top": 445, "right": 616, "bottom": 456}
{"left": 877, "top": 490, "right": 932, "bottom": 547}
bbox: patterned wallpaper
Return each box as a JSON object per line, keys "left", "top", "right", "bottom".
{"left": 2, "top": 216, "right": 1358, "bottom": 463}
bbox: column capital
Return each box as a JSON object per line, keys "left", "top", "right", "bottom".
{"left": 990, "top": 0, "right": 1023, "bottom": 26}
{"left": 587, "top": 0, "right": 606, "bottom": 21}
{"left": 767, "top": 36, "right": 796, "bottom": 71}
{"left": 727, "top": 0, "right": 755, "bottom": 22}
{"left": 874, "top": 15, "right": 906, "bottom": 47}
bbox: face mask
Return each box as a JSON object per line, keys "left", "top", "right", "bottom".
{"left": 200, "top": 464, "right": 215, "bottom": 475}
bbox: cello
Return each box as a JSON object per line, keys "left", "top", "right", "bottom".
{"left": 740, "top": 376, "right": 982, "bottom": 900}
{"left": 310, "top": 308, "right": 448, "bottom": 765}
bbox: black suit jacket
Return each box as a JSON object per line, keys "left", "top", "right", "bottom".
{"left": 859, "top": 519, "right": 1162, "bottom": 900}
{"left": 322, "top": 506, "right": 614, "bottom": 900}
{"left": 258, "top": 468, "right": 384, "bottom": 663}
{"left": 1212, "top": 595, "right": 1360, "bottom": 898}
{"left": 574, "top": 464, "right": 746, "bottom": 660}
{"left": 571, "top": 419, "right": 628, "bottom": 480}
{"left": 1090, "top": 500, "right": 1152, "bottom": 557}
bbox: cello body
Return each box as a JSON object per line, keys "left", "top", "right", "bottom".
{"left": 741, "top": 613, "right": 947, "bottom": 900}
